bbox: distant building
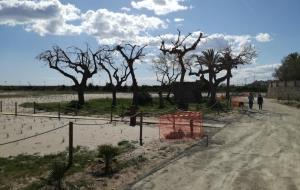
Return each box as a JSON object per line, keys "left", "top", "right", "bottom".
{"left": 267, "top": 80, "right": 300, "bottom": 100}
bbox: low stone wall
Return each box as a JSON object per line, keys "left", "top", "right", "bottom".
{"left": 267, "top": 80, "right": 300, "bottom": 100}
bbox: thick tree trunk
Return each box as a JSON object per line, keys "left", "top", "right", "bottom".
{"left": 179, "top": 58, "right": 186, "bottom": 83}
{"left": 166, "top": 89, "right": 172, "bottom": 102}
{"left": 77, "top": 77, "right": 87, "bottom": 105}
{"left": 209, "top": 86, "right": 217, "bottom": 106}
{"left": 77, "top": 88, "right": 85, "bottom": 105}
{"left": 158, "top": 91, "right": 164, "bottom": 109}
{"left": 208, "top": 73, "right": 216, "bottom": 106}
{"left": 112, "top": 87, "right": 117, "bottom": 107}
{"left": 129, "top": 65, "right": 138, "bottom": 106}
{"left": 226, "top": 77, "right": 230, "bottom": 98}
{"left": 225, "top": 71, "right": 231, "bottom": 101}
{"left": 129, "top": 64, "right": 138, "bottom": 126}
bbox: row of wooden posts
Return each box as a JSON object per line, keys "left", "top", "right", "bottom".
{"left": 67, "top": 115, "right": 143, "bottom": 167}
{"left": 0, "top": 101, "right": 144, "bottom": 168}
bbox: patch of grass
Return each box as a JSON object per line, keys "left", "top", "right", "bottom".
{"left": 117, "top": 140, "right": 136, "bottom": 153}
{"left": 22, "top": 180, "right": 46, "bottom": 190}
{"left": 0, "top": 146, "right": 96, "bottom": 189}
{"left": 20, "top": 97, "right": 224, "bottom": 117}
{"left": 116, "top": 155, "right": 147, "bottom": 171}
{"left": 279, "top": 100, "right": 300, "bottom": 109}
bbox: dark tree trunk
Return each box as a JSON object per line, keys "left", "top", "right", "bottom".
{"left": 179, "top": 58, "right": 186, "bottom": 83}
{"left": 129, "top": 64, "right": 138, "bottom": 126}
{"left": 129, "top": 65, "right": 138, "bottom": 106}
{"left": 209, "top": 86, "right": 217, "bottom": 106}
{"left": 158, "top": 91, "right": 164, "bottom": 109}
{"left": 208, "top": 72, "right": 216, "bottom": 106}
{"left": 166, "top": 89, "right": 172, "bottom": 102}
{"left": 112, "top": 87, "right": 117, "bottom": 107}
{"left": 77, "top": 88, "right": 85, "bottom": 105}
{"left": 226, "top": 77, "right": 230, "bottom": 99}
{"left": 225, "top": 71, "right": 231, "bottom": 101}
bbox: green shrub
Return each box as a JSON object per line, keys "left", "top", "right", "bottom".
{"left": 67, "top": 100, "right": 82, "bottom": 109}
{"left": 47, "top": 160, "right": 67, "bottom": 190}
{"left": 136, "top": 91, "right": 153, "bottom": 106}
{"left": 97, "top": 145, "right": 120, "bottom": 175}
{"left": 117, "top": 140, "right": 135, "bottom": 153}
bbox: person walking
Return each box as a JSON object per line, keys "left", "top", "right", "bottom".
{"left": 257, "top": 93, "right": 263, "bottom": 110}
{"left": 248, "top": 92, "right": 254, "bottom": 109}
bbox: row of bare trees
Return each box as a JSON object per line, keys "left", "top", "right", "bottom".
{"left": 38, "top": 29, "right": 257, "bottom": 109}
{"left": 38, "top": 44, "right": 146, "bottom": 107}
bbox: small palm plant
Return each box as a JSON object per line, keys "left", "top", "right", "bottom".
{"left": 47, "top": 160, "right": 67, "bottom": 190}
{"left": 98, "top": 144, "right": 120, "bottom": 175}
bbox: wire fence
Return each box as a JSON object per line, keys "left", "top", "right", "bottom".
{"left": 0, "top": 123, "right": 69, "bottom": 146}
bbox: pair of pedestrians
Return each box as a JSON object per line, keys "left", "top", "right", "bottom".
{"left": 248, "top": 93, "right": 263, "bottom": 110}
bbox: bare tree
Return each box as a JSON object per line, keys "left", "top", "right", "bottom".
{"left": 153, "top": 53, "right": 180, "bottom": 104}
{"left": 38, "top": 46, "right": 98, "bottom": 105}
{"left": 114, "top": 44, "right": 147, "bottom": 106}
{"left": 160, "top": 30, "right": 203, "bottom": 83}
{"left": 96, "top": 47, "right": 130, "bottom": 107}
{"left": 220, "top": 45, "right": 257, "bottom": 100}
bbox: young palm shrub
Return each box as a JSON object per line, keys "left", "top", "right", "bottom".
{"left": 97, "top": 144, "right": 120, "bottom": 175}
{"left": 47, "top": 160, "right": 67, "bottom": 190}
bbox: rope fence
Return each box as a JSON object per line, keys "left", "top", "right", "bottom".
{"left": 0, "top": 123, "right": 69, "bottom": 146}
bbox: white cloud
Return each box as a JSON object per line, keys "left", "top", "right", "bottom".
{"left": 231, "top": 63, "right": 280, "bottom": 85}
{"left": 0, "top": 0, "right": 81, "bottom": 36}
{"left": 80, "top": 9, "right": 167, "bottom": 44}
{"left": 0, "top": 0, "right": 271, "bottom": 52}
{"left": 255, "top": 33, "right": 272, "bottom": 42}
{"left": 174, "top": 18, "right": 184, "bottom": 22}
{"left": 131, "top": 0, "right": 190, "bottom": 15}
{"left": 0, "top": 0, "right": 167, "bottom": 42}
{"left": 121, "top": 7, "right": 131, "bottom": 12}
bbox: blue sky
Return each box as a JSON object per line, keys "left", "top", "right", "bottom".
{"left": 0, "top": 0, "right": 299, "bottom": 86}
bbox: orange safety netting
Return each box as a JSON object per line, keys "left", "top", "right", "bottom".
{"left": 159, "top": 111, "right": 203, "bottom": 140}
{"left": 231, "top": 96, "right": 246, "bottom": 108}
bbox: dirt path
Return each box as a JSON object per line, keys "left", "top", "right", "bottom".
{"left": 131, "top": 99, "right": 300, "bottom": 190}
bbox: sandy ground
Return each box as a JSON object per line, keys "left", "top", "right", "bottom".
{"left": 0, "top": 92, "right": 138, "bottom": 114}
{"left": 132, "top": 99, "right": 300, "bottom": 190}
{"left": 0, "top": 115, "right": 159, "bottom": 157}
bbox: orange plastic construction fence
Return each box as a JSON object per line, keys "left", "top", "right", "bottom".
{"left": 231, "top": 96, "right": 246, "bottom": 108}
{"left": 159, "top": 111, "right": 203, "bottom": 140}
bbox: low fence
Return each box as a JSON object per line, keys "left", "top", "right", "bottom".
{"left": 267, "top": 80, "right": 300, "bottom": 100}
{"left": 231, "top": 96, "right": 247, "bottom": 108}
{"left": 159, "top": 111, "right": 204, "bottom": 140}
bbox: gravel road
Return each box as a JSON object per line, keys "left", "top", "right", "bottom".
{"left": 132, "top": 99, "right": 300, "bottom": 190}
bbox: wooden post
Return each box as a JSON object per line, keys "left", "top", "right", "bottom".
{"left": 33, "top": 102, "right": 36, "bottom": 114}
{"left": 15, "top": 102, "right": 17, "bottom": 116}
{"left": 58, "top": 103, "right": 61, "bottom": 120}
{"left": 0, "top": 101, "right": 2, "bottom": 112}
{"left": 204, "top": 135, "right": 208, "bottom": 147}
{"left": 68, "top": 122, "right": 73, "bottom": 168}
{"left": 190, "top": 119, "right": 194, "bottom": 138}
{"left": 139, "top": 112, "right": 143, "bottom": 146}
{"left": 129, "top": 106, "right": 137, "bottom": 126}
